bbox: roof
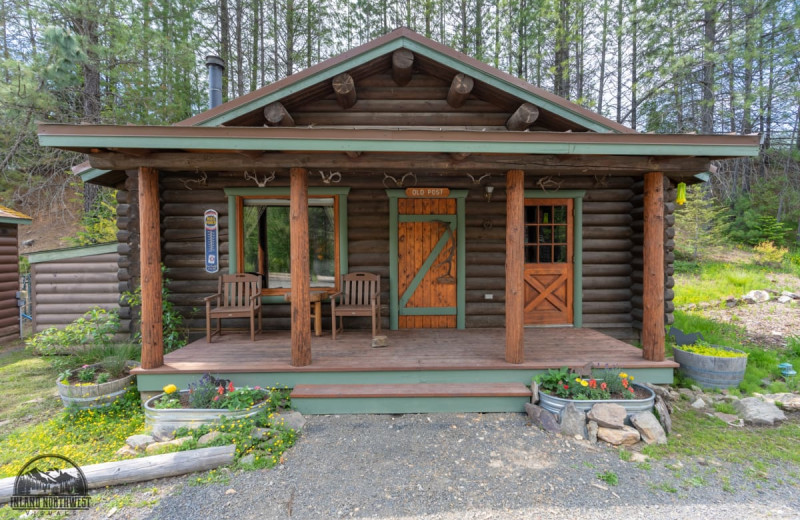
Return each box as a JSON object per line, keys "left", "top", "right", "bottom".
{"left": 179, "top": 27, "right": 634, "bottom": 134}
{"left": 0, "top": 206, "right": 32, "bottom": 225}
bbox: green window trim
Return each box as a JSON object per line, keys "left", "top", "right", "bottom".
{"left": 225, "top": 187, "right": 350, "bottom": 303}
{"left": 387, "top": 189, "right": 467, "bottom": 330}
{"left": 525, "top": 190, "right": 584, "bottom": 327}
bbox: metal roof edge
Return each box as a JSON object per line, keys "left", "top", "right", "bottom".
{"left": 27, "top": 243, "right": 118, "bottom": 264}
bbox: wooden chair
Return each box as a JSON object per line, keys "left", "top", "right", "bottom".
{"left": 331, "top": 272, "right": 380, "bottom": 340}
{"left": 204, "top": 273, "right": 262, "bottom": 343}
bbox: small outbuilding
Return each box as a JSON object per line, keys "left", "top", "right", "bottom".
{"left": 0, "top": 206, "right": 32, "bottom": 343}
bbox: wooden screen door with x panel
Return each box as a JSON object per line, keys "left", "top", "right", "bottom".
{"left": 396, "top": 198, "right": 458, "bottom": 328}
{"left": 524, "top": 198, "right": 574, "bottom": 325}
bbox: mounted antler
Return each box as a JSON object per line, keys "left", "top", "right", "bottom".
{"left": 319, "top": 170, "right": 342, "bottom": 184}
{"left": 180, "top": 170, "right": 207, "bottom": 190}
{"left": 466, "top": 173, "right": 491, "bottom": 185}
{"left": 382, "top": 172, "right": 417, "bottom": 188}
{"left": 244, "top": 170, "right": 276, "bottom": 187}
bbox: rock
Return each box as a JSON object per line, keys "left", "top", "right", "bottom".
{"left": 780, "top": 291, "right": 799, "bottom": 299}
{"left": 252, "top": 427, "right": 272, "bottom": 440}
{"left": 152, "top": 430, "right": 175, "bottom": 442}
{"left": 644, "top": 383, "right": 671, "bottom": 400}
{"left": 560, "top": 403, "right": 587, "bottom": 440}
{"left": 630, "top": 452, "right": 649, "bottom": 463}
{"left": 198, "top": 430, "right": 222, "bottom": 446}
{"left": 273, "top": 411, "right": 306, "bottom": 432}
{"left": 240, "top": 453, "right": 256, "bottom": 465}
{"left": 126, "top": 434, "right": 154, "bottom": 450}
{"left": 743, "top": 290, "right": 770, "bottom": 303}
{"left": 667, "top": 390, "right": 681, "bottom": 402}
{"left": 678, "top": 388, "right": 695, "bottom": 399}
{"left": 525, "top": 403, "right": 561, "bottom": 433}
{"left": 690, "top": 385, "right": 703, "bottom": 393}
{"left": 725, "top": 297, "right": 738, "bottom": 308}
{"left": 733, "top": 397, "right": 787, "bottom": 426}
{"left": 760, "top": 393, "right": 800, "bottom": 412}
{"left": 145, "top": 436, "right": 193, "bottom": 454}
{"left": 115, "top": 445, "right": 138, "bottom": 457}
{"left": 714, "top": 412, "right": 742, "bottom": 426}
{"left": 777, "top": 295, "right": 793, "bottom": 304}
{"left": 587, "top": 421, "right": 598, "bottom": 444}
{"left": 587, "top": 403, "right": 626, "bottom": 429}
{"left": 654, "top": 396, "right": 672, "bottom": 435}
{"left": 530, "top": 380, "right": 539, "bottom": 404}
{"left": 630, "top": 411, "right": 667, "bottom": 445}
{"left": 597, "top": 425, "right": 640, "bottom": 446}
{"left": 691, "top": 398, "right": 707, "bottom": 410}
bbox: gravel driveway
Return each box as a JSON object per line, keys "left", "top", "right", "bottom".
{"left": 125, "top": 413, "right": 800, "bottom": 520}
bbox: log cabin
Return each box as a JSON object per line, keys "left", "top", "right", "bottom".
{"left": 0, "top": 206, "right": 31, "bottom": 344}
{"left": 37, "top": 28, "right": 759, "bottom": 413}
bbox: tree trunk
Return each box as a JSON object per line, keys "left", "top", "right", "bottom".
{"left": 700, "top": 2, "right": 716, "bottom": 134}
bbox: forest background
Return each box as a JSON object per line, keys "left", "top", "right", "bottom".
{"left": 1, "top": 0, "right": 799, "bottom": 252}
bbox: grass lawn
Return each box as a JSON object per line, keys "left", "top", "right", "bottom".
{"left": 0, "top": 342, "right": 63, "bottom": 440}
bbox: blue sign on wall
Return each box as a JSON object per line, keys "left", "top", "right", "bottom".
{"left": 204, "top": 209, "right": 219, "bottom": 273}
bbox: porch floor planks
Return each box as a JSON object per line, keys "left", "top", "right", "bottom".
{"left": 132, "top": 328, "right": 678, "bottom": 375}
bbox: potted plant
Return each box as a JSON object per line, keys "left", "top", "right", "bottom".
{"left": 672, "top": 340, "right": 747, "bottom": 389}
{"left": 535, "top": 367, "right": 655, "bottom": 416}
{"left": 144, "top": 373, "right": 277, "bottom": 438}
{"left": 56, "top": 357, "right": 139, "bottom": 410}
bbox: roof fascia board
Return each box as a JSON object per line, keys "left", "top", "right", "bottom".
{"left": 401, "top": 39, "right": 619, "bottom": 134}
{"left": 197, "top": 40, "right": 406, "bottom": 128}
{"left": 0, "top": 216, "right": 32, "bottom": 225}
{"left": 27, "top": 243, "right": 117, "bottom": 264}
{"left": 40, "top": 132, "right": 760, "bottom": 158}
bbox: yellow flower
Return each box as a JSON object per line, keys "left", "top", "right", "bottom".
{"left": 629, "top": 376, "right": 634, "bottom": 381}
{"left": 618, "top": 372, "right": 628, "bottom": 379}
{"left": 574, "top": 377, "right": 583, "bottom": 383}
{"left": 580, "top": 380, "right": 588, "bottom": 387}
{"left": 163, "top": 384, "right": 178, "bottom": 394}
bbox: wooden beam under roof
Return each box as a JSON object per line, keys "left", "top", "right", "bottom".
{"left": 506, "top": 103, "right": 540, "bottom": 131}
{"left": 332, "top": 73, "right": 357, "bottom": 109}
{"left": 391, "top": 49, "right": 414, "bottom": 86}
{"left": 446, "top": 73, "right": 474, "bottom": 108}
{"left": 264, "top": 102, "right": 295, "bottom": 127}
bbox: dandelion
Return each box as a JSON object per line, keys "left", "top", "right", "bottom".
{"left": 163, "top": 384, "right": 178, "bottom": 394}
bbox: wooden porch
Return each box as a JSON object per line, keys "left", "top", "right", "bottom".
{"left": 132, "top": 327, "right": 677, "bottom": 384}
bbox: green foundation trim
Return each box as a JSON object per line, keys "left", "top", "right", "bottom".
{"left": 292, "top": 396, "right": 530, "bottom": 414}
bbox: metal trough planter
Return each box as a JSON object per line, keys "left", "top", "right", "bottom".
{"left": 672, "top": 345, "right": 747, "bottom": 389}
{"left": 56, "top": 361, "right": 138, "bottom": 410}
{"left": 538, "top": 383, "right": 655, "bottom": 417}
{"left": 144, "top": 391, "right": 268, "bottom": 438}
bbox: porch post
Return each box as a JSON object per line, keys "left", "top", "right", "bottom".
{"left": 505, "top": 169, "right": 524, "bottom": 364}
{"left": 642, "top": 171, "right": 665, "bottom": 361}
{"left": 138, "top": 166, "right": 164, "bottom": 369}
{"left": 290, "top": 167, "right": 312, "bottom": 366}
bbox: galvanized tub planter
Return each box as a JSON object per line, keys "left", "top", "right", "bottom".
{"left": 538, "top": 383, "right": 655, "bottom": 417}
{"left": 672, "top": 345, "right": 747, "bottom": 389}
{"left": 56, "top": 361, "right": 139, "bottom": 410}
{"left": 144, "top": 390, "right": 269, "bottom": 438}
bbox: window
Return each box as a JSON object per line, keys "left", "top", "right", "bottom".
{"left": 228, "top": 188, "right": 349, "bottom": 295}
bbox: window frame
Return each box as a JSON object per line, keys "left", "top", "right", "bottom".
{"left": 225, "top": 187, "right": 350, "bottom": 299}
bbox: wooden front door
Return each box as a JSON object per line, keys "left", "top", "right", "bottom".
{"left": 524, "top": 199, "right": 574, "bottom": 325}
{"left": 397, "top": 198, "right": 457, "bottom": 328}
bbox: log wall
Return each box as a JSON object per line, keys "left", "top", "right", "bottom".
{"left": 114, "top": 170, "right": 657, "bottom": 342}
{"left": 630, "top": 178, "right": 676, "bottom": 336}
{"left": 30, "top": 251, "right": 120, "bottom": 332}
{"left": 0, "top": 224, "right": 20, "bottom": 343}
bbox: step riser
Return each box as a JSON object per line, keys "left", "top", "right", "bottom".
{"left": 293, "top": 396, "right": 531, "bottom": 414}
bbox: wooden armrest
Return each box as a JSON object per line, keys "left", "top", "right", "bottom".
{"left": 203, "top": 293, "right": 222, "bottom": 303}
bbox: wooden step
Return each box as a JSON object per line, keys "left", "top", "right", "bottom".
{"left": 290, "top": 382, "right": 532, "bottom": 414}
{"left": 291, "top": 382, "right": 532, "bottom": 399}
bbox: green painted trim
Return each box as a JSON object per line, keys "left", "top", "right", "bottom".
{"left": 198, "top": 40, "right": 407, "bottom": 127}
{"left": 398, "top": 220, "right": 455, "bottom": 309}
{"left": 134, "top": 366, "right": 673, "bottom": 392}
{"left": 399, "top": 307, "right": 457, "bottom": 316}
{"left": 224, "top": 187, "right": 352, "bottom": 196}
{"left": 398, "top": 214, "right": 457, "bottom": 223}
{"left": 573, "top": 198, "right": 583, "bottom": 328}
{"left": 41, "top": 134, "right": 761, "bottom": 158}
{"left": 402, "top": 39, "right": 618, "bottom": 134}
{"left": 456, "top": 196, "right": 466, "bottom": 329}
{"left": 78, "top": 167, "right": 111, "bottom": 184}
{"left": 292, "top": 395, "right": 529, "bottom": 414}
{"left": 388, "top": 196, "right": 399, "bottom": 330}
{"left": 524, "top": 190, "right": 586, "bottom": 328}
{"left": 227, "top": 196, "right": 237, "bottom": 274}
{"left": 27, "top": 243, "right": 117, "bottom": 264}
{"left": 225, "top": 187, "right": 350, "bottom": 277}
{"left": 0, "top": 217, "right": 31, "bottom": 225}
{"left": 524, "top": 190, "right": 587, "bottom": 199}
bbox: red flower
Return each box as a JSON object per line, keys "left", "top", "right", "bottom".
{"left": 563, "top": 384, "right": 569, "bottom": 390}
{"left": 589, "top": 379, "right": 597, "bottom": 389}
{"left": 217, "top": 385, "right": 225, "bottom": 395}
{"left": 213, "top": 395, "right": 219, "bottom": 401}
{"left": 227, "top": 381, "right": 235, "bottom": 392}
{"left": 628, "top": 386, "right": 635, "bottom": 393}
{"left": 622, "top": 379, "right": 628, "bottom": 388}
{"left": 600, "top": 382, "right": 607, "bottom": 390}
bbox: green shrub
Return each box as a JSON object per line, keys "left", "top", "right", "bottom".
{"left": 25, "top": 307, "right": 120, "bottom": 356}
{"left": 124, "top": 266, "right": 187, "bottom": 354}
